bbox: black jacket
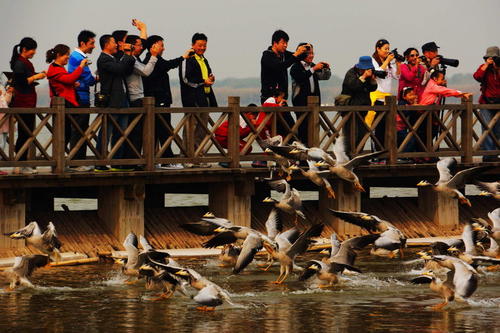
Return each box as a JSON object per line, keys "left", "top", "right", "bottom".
{"left": 142, "top": 53, "right": 183, "bottom": 107}
{"left": 260, "top": 47, "right": 299, "bottom": 100}
{"left": 290, "top": 62, "right": 331, "bottom": 106}
{"left": 97, "top": 52, "right": 135, "bottom": 107}
{"left": 178, "top": 56, "right": 217, "bottom": 107}
{"left": 341, "top": 67, "right": 377, "bottom": 106}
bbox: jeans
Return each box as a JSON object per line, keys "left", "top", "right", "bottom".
{"left": 480, "top": 109, "right": 499, "bottom": 152}
{"left": 15, "top": 113, "right": 35, "bottom": 161}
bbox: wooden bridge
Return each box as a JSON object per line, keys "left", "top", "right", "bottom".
{"left": 0, "top": 96, "right": 498, "bottom": 256}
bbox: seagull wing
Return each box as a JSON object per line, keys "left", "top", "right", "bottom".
{"left": 268, "top": 179, "right": 290, "bottom": 194}
{"left": 332, "top": 135, "right": 350, "bottom": 164}
{"left": 265, "top": 208, "right": 282, "bottom": 240}
{"left": 447, "top": 166, "right": 493, "bottom": 189}
{"left": 232, "top": 234, "right": 263, "bottom": 274}
{"left": 202, "top": 231, "right": 239, "bottom": 248}
{"left": 4, "top": 221, "right": 39, "bottom": 238}
{"left": 286, "top": 224, "right": 324, "bottom": 260}
{"left": 13, "top": 254, "right": 50, "bottom": 279}
{"left": 343, "top": 151, "right": 386, "bottom": 170}
{"left": 139, "top": 235, "right": 154, "bottom": 251}
{"left": 436, "top": 157, "right": 457, "bottom": 185}
{"left": 488, "top": 208, "right": 500, "bottom": 229}
{"left": 328, "top": 209, "right": 389, "bottom": 233}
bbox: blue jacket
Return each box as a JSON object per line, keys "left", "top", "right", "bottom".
{"left": 68, "top": 49, "right": 95, "bottom": 105}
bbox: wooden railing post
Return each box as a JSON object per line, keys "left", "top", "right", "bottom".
{"left": 228, "top": 96, "right": 241, "bottom": 168}
{"left": 53, "top": 97, "right": 65, "bottom": 174}
{"left": 307, "top": 95, "right": 320, "bottom": 147}
{"left": 461, "top": 95, "right": 473, "bottom": 164}
{"left": 142, "top": 97, "right": 155, "bottom": 171}
{"left": 384, "top": 95, "right": 397, "bottom": 165}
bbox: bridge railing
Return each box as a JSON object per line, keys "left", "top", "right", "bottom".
{"left": 0, "top": 95, "right": 497, "bottom": 174}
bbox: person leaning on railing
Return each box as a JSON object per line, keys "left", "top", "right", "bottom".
{"left": 419, "top": 70, "right": 472, "bottom": 163}
{"left": 339, "top": 56, "right": 377, "bottom": 154}
{"left": 46, "top": 44, "right": 89, "bottom": 172}
{"left": 398, "top": 48, "right": 427, "bottom": 101}
{"left": 9, "top": 37, "right": 46, "bottom": 175}
{"left": 473, "top": 46, "right": 500, "bottom": 162}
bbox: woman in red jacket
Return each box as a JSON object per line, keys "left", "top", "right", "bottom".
{"left": 46, "top": 44, "right": 88, "bottom": 153}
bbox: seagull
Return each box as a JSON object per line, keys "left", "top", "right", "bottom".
{"left": 412, "top": 255, "right": 479, "bottom": 310}
{"left": 293, "top": 160, "right": 336, "bottom": 198}
{"left": 264, "top": 223, "right": 324, "bottom": 284}
{"left": 299, "top": 234, "right": 378, "bottom": 288}
{"left": 2, "top": 254, "right": 50, "bottom": 290}
{"left": 328, "top": 209, "right": 407, "bottom": 258}
{"left": 150, "top": 261, "right": 234, "bottom": 311}
{"left": 417, "top": 157, "right": 492, "bottom": 206}
{"left": 4, "top": 221, "right": 62, "bottom": 262}
{"left": 316, "top": 135, "right": 385, "bottom": 192}
{"left": 138, "top": 260, "right": 188, "bottom": 301}
{"left": 288, "top": 143, "right": 336, "bottom": 166}
{"left": 263, "top": 179, "right": 305, "bottom": 222}
{"left": 115, "top": 233, "right": 170, "bottom": 283}
{"left": 474, "top": 180, "right": 500, "bottom": 200}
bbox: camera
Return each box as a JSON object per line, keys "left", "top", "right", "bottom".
{"left": 495, "top": 57, "right": 500, "bottom": 67}
{"left": 188, "top": 50, "right": 195, "bottom": 57}
{"left": 437, "top": 55, "right": 459, "bottom": 67}
{"left": 304, "top": 45, "right": 311, "bottom": 51}
{"left": 373, "top": 70, "right": 388, "bottom": 79}
{"left": 390, "top": 48, "right": 405, "bottom": 62}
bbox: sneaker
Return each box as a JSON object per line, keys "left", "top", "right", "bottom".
{"left": 160, "top": 163, "right": 184, "bottom": 170}
{"left": 218, "top": 162, "right": 230, "bottom": 168}
{"left": 94, "top": 166, "right": 110, "bottom": 172}
{"left": 0, "top": 170, "right": 8, "bottom": 175}
{"left": 251, "top": 161, "right": 267, "bottom": 168}
{"left": 110, "top": 166, "right": 135, "bottom": 172}
{"left": 396, "top": 158, "right": 412, "bottom": 164}
{"left": 74, "top": 165, "right": 93, "bottom": 172}
{"left": 185, "top": 163, "right": 212, "bottom": 168}
{"left": 20, "top": 167, "right": 37, "bottom": 174}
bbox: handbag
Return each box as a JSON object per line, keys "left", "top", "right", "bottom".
{"left": 334, "top": 94, "right": 352, "bottom": 106}
{"left": 94, "top": 81, "right": 110, "bottom": 108}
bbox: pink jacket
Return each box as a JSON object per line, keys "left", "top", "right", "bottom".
{"left": 420, "top": 79, "right": 462, "bottom": 105}
{"left": 398, "top": 63, "right": 427, "bottom": 99}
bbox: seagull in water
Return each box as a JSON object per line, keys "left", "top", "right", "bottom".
{"left": 2, "top": 254, "right": 50, "bottom": 290}
{"left": 4, "top": 221, "right": 62, "bottom": 262}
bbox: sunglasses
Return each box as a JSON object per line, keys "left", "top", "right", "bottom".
{"left": 408, "top": 54, "right": 419, "bottom": 58}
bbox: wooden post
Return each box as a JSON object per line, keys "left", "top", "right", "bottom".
{"left": 98, "top": 184, "right": 145, "bottom": 242}
{"left": 53, "top": 97, "right": 65, "bottom": 174}
{"left": 209, "top": 180, "right": 253, "bottom": 228}
{"left": 418, "top": 187, "right": 459, "bottom": 231}
{"left": 307, "top": 96, "right": 320, "bottom": 147}
{"left": 461, "top": 96, "right": 473, "bottom": 164}
{"left": 319, "top": 179, "right": 362, "bottom": 238}
{"left": 143, "top": 97, "right": 155, "bottom": 171}
{"left": 385, "top": 96, "right": 397, "bottom": 165}
{"left": 0, "top": 189, "right": 26, "bottom": 250}
{"left": 228, "top": 96, "right": 241, "bottom": 168}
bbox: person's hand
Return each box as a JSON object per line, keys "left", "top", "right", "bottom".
{"left": 321, "top": 62, "right": 330, "bottom": 68}
{"left": 293, "top": 45, "right": 309, "bottom": 57}
{"left": 462, "top": 93, "right": 472, "bottom": 100}
{"left": 430, "top": 57, "right": 440, "bottom": 67}
{"left": 150, "top": 43, "right": 162, "bottom": 57}
{"left": 362, "top": 69, "right": 373, "bottom": 79}
{"left": 209, "top": 73, "right": 215, "bottom": 83}
{"left": 386, "top": 53, "right": 395, "bottom": 62}
{"left": 122, "top": 43, "right": 133, "bottom": 54}
{"left": 132, "top": 19, "right": 146, "bottom": 31}
{"left": 183, "top": 48, "right": 194, "bottom": 59}
{"left": 79, "top": 58, "right": 89, "bottom": 68}
{"left": 35, "top": 72, "right": 46, "bottom": 80}
{"left": 74, "top": 82, "right": 80, "bottom": 88}
{"left": 312, "top": 63, "right": 324, "bottom": 71}
{"left": 485, "top": 57, "right": 494, "bottom": 66}
{"left": 204, "top": 78, "right": 214, "bottom": 86}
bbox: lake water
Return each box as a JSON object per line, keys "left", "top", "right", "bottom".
{"left": 1, "top": 248, "right": 499, "bottom": 333}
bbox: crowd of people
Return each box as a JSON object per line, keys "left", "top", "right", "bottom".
{"left": 0, "top": 20, "right": 499, "bottom": 174}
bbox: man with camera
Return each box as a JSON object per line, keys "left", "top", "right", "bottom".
{"left": 421, "top": 41, "right": 459, "bottom": 75}
{"left": 474, "top": 46, "right": 500, "bottom": 161}
{"left": 260, "top": 30, "right": 309, "bottom": 137}
{"left": 143, "top": 35, "right": 193, "bottom": 169}
{"left": 95, "top": 34, "right": 136, "bottom": 171}
{"left": 290, "top": 43, "right": 331, "bottom": 146}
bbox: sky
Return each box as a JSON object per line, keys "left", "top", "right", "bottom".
{"left": 1, "top": 0, "right": 499, "bottom": 80}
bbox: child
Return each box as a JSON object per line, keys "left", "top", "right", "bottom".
{"left": 397, "top": 87, "right": 418, "bottom": 156}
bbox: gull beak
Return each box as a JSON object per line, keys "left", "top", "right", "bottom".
{"left": 319, "top": 249, "right": 330, "bottom": 255}
{"left": 459, "top": 197, "right": 472, "bottom": 207}
{"left": 288, "top": 165, "right": 299, "bottom": 171}
{"left": 289, "top": 149, "right": 301, "bottom": 154}
{"left": 361, "top": 215, "right": 373, "bottom": 221}
{"left": 447, "top": 246, "right": 459, "bottom": 253}
{"left": 473, "top": 225, "right": 486, "bottom": 232}
{"left": 315, "top": 161, "right": 328, "bottom": 167}
{"left": 417, "top": 251, "right": 432, "bottom": 260}
{"left": 416, "top": 181, "right": 428, "bottom": 186}
{"left": 175, "top": 270, "right": 190, "bottom": 276}
{"left": 478, "top": 191, "right": 491, "bottom": 197}
{"left": 203, "top": 212, "right": 215, "bottom": 218}
{"left": 114, "top": 258, "right": 125, "bottom": 265}
{"left": 9, "top": 232, "right": 22, "bottom": 238}
{"left": 262, "top": 197, "right": 274, "bottom": 203}
{"left": 213, "top": 227, "right": 225, "bottom": 233}
{"left": 139, "top": 265, "right": 153, "bottom": 271}
{"left": 264, "top": 148, "right": 273, "bottom": 153}
{"left": 421, "top": 271, "right": 434, "bottom": 277}
{"left": 308, "top": 264, "right": 320, "bottom": 271}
